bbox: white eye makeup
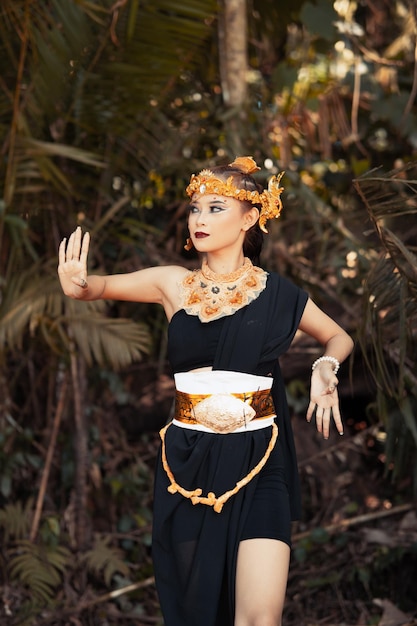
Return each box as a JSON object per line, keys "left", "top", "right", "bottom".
{"left": 189, "top": 197, "right": 229, "bottom": 214}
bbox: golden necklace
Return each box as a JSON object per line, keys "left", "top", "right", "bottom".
{"left": 179, "top": 258, "right": 268, "bottom": 322}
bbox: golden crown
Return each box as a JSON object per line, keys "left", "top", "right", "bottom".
{"left": 185, "top": 156, "right": 284, "bottom": 233}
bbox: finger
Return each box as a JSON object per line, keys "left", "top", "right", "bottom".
{"left": 323, "top": 385, "right": 336, "bottom": 395}
{"left": 306, "top": 401, "right": 315, "bottom": 422}
{"left": 58, "top": 238, "right": 67, "bottom": 266}
{"left": 332, "top": 405, "right": 344, "bottom": 435}
{"left": 79, "top": 231, "right": 90, "bottom": 267}
{"left": 321, "top": 378, "right": 338, "bottom": 395}
{"left": 330, "top": 378, "right": 339, "bottom": 393}
{"left": 329, "top": 380, "right": 337, "bottom": 392}
{"left": 315, "top": 408, "right": 323, "bottom": 433}
{"left": 76, "top": 277, "right": 88, "bottom": 289}
{"left": 66, "top": 230, "right": 76, "bottom": 260}
{"left": 73, "top": 226, "right": 82, "bottom": 259}
{"left": 322, "top": 408, "right": 331, "bottom": 439}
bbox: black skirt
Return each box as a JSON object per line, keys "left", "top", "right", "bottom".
{"left": 152, "top": 422, "right": 291, "bottom": 626}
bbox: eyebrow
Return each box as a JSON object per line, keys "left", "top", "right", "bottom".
{"left": 192, "top": 197, "right": 228, "bottom": 206}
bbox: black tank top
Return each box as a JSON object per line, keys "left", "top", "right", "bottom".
{"left": 167, "top": 310, "right": 226, "bottom": 373}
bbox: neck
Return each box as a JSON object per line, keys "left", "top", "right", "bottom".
{"left": 203, "top": 251, "right": 246, "bottom": 275}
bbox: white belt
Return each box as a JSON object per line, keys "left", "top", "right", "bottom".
{"left": 172, "top": 416, "right": 275, "bottom": 433}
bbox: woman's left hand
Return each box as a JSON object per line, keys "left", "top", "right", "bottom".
{"left": 306, "top": 365, "right": 343, "bottom": 439}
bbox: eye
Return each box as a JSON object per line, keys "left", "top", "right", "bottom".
{"left": 189, "top": 205, "right": 199, "bottom": 214}
{"left": 210, "top": 205, "right": 225, "bottom": 213}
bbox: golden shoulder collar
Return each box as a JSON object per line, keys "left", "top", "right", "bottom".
{"left": 179, "top": 258, "right": 268, "bottom": 322}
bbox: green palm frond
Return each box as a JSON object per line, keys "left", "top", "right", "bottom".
{"left": 353, "top": 164, "right": 417, "bottom": 397}
{"left": 359, "top": 254, "right": 416, "bottom": 396}
{"left": 1, "top": 0, "right": 219, "bottom": 212}
{"left": 81, "top": 535, "right": 130, "bottom": 587}
{"left": 0, "top": 0, "right": 94, "bottom": 123}
{"left": 65, "top": 304, "right": 151, "bottom": 369}
{"left": 21, "top": 138, "right": 106, "bottom": 169}
{"left": 12, "top": 139, "right": 106, "bottom": 198}
{"left": 381, "top": 395, "right": 417, "bottom": 486}
{"left": 0, "top": 499, "right": 33, "bottom": 543}
{"left": 0, "top": 268, "right": 151, "bottom": 369}
{"left": 0, "top": 268, "right": 54, "bottom": 349}
{"left": 82, "top": 0, "right": 217, "bottom": 125}
{"left": 9, "top": 540, "right": 71, "bottom": 605}
{"left": 353, "top": 164, "right": 417, "bottom": 490}
{"left": 0, "top": 0, "right": 218, "bottom": 120}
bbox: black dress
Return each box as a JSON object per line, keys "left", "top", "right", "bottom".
{"left": 152, "top": 272, "right": 308, "bottom": 626}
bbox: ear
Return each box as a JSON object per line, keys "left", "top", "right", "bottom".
{"left": 242, "top": 207, "right": 260, "bottom": 231}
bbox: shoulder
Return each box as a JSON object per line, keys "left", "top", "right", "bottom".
{"left": 152, "top": 264, "right": 190, "bottom": 296}
{"left": 262, "top": 270, "right": 293, "bottom": 292}
{"left": 138, "top": 264, "right": 191, "bottom": 320}
{"left": 265, "top": 270, "right": 305, "bottom": 292}
{"left": 160, "top": 265, "right": 190, "bottom": 280}
{"left": 137, "top": 264, "right": 189, "bottom": 287}
{"left": 262, "top": 270, "right": 309, "bottom": 311}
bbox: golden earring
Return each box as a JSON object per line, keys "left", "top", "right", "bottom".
{"left": 184, "top": 237, "right": 193, "bottom": 251}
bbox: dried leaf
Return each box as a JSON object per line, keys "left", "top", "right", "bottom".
{"left": 374, "top": 598, "right": 411, "bottom": 626}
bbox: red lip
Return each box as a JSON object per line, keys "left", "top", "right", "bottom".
{"left": 195, "top": 232, "right": 209, "bottom": 238}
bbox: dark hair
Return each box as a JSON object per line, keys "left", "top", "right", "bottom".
{"left": 208, "top": 163, "right": 264, "bottom": 264}
{"left": 243, "top": 223, "right": 264, "bottom": 265}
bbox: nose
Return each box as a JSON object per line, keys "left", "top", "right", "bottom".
{"left": 195, "top": 210, "right": 207, "bottom": 226}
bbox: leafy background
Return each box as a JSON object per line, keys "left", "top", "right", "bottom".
{"left": 0, "top": 0, "right": 416, "bottom": 624}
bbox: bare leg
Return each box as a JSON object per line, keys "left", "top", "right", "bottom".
{"left": 235, "top": 538, "right": 290, "bottom": 626}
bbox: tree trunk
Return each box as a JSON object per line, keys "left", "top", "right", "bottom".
{"left": 218, "top": 0, "right": 248, "bottom": 107}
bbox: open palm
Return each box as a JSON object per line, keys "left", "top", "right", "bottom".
{"left": 307, "top": 368, "right": 343, "bottom": 439}
{"left": 58, "top": 227, "right": 90, "bottom": 297}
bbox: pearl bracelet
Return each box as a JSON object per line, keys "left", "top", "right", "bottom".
{"left": 311, "top": 356, "right": 340, "bottom": 374}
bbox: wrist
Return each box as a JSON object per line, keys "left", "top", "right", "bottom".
{"left": 312, "top": 355, "right": 340, "bottom": 374}
{"left": 82, "top": 275, "right": 106, "bottom": 300}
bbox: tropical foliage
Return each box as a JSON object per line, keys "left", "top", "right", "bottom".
{"left": 354, "top": 164, "right": 417, "bottom": 488}
{"left": 0, "top": 0, "right": 416, "bottom": 622}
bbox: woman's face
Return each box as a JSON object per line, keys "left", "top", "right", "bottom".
{"left": 187, "top": 194, "right": 258, "bottom": 254}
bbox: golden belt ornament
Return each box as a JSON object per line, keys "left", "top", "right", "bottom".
{"left": 174, "top": 388, "right": 275, "bottom": 433}
{"left": 159, "top": 389, "right": 278, "bottom": 513}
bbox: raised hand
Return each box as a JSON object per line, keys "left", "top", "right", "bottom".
{"left": 306, "top": 364, "right": 343, "bottom": 439}
{"left": 58, "top": 226, "right": 90, "bottom": 298}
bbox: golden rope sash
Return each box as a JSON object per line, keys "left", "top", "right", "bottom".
{"left": 159, "top": 421, "right": 278, "bottom": 513}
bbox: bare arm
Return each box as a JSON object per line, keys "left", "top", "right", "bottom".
{"left": 298, "top": 298, "right": 354, "bottom": 439}
{"left": 58, "top": 227, "right": 187, "bottom": 318}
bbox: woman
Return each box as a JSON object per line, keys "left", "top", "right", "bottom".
{"left": 58, "top": 156, "right": 353, "bottom": 626}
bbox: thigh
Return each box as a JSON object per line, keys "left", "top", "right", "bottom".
{"left": 235, "top": 538, "right": 290, "bottom": 625}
